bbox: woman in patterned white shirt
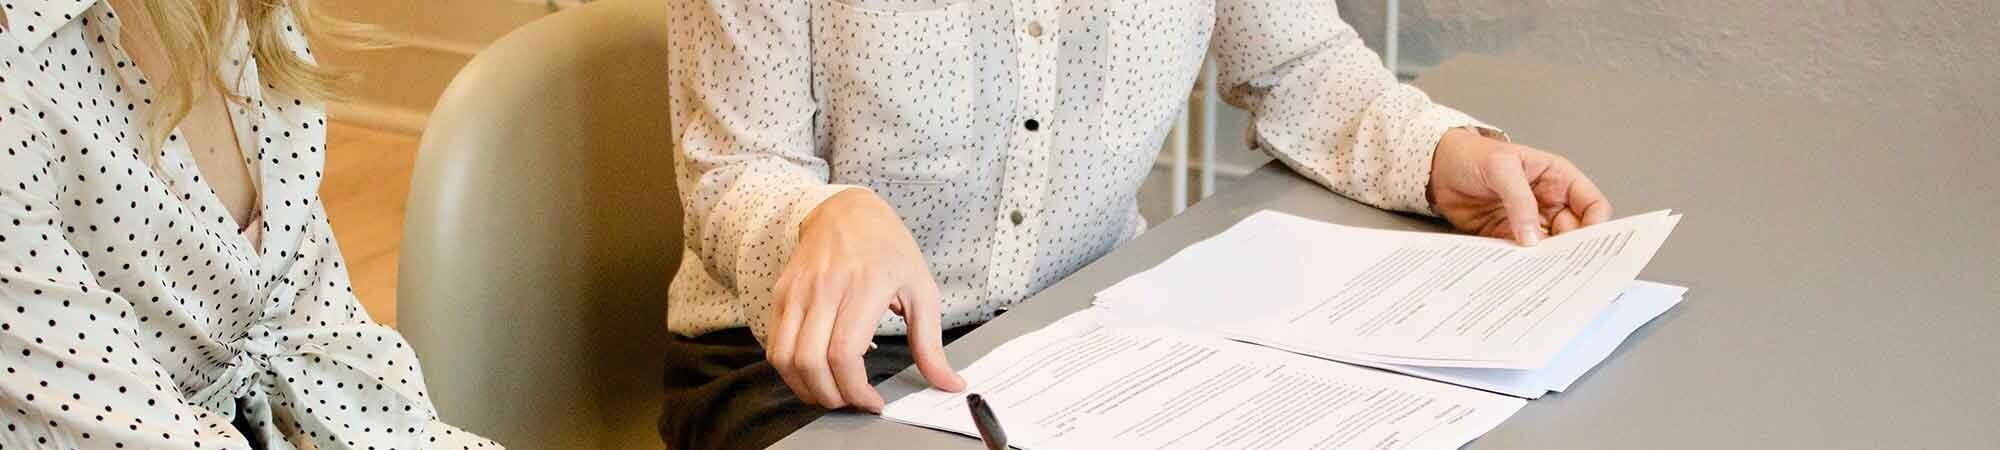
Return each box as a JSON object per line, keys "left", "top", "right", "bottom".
{"left": 0, "top": 0, "right": 498, "bottom": 448}
{"left": 664, "top": 1, "right": 1613, "bottom": 448}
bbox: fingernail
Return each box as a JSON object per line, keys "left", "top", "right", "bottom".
{"left": 1516, "top": 224, "right": 1542, "bottom": 246}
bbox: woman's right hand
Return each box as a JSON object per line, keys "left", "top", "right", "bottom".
{"left": 767, "top": 189, "right": 967, "bottom": 413}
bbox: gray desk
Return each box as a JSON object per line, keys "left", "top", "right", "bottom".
{"left": 772, "top": 55, "right": 2000, "bottom": 449}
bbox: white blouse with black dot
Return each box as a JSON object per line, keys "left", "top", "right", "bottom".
{"left": 0, "top": 1, "right": 497, "bottom": 449}
{"left": 667, "top": 0, "right": 1506, "bottom": 342}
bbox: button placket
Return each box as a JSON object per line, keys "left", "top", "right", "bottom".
{"left": 986, "top": 1, "right": 1061, "bottom": 304}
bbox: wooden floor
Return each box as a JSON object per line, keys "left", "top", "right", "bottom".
{"left": 323, "top": 123, "right": 420, "bottom": 327}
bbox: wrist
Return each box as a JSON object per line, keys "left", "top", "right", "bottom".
{"left": 1434, "top": 127, "right": 1487, "bottom": 164}
{"left": 803, "top": 188, "right": 886, "bottom": 232}
{"left": 1428, "top": 127, "right": 1485, "bottom": 207}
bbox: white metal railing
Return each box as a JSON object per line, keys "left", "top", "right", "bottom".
{"left": 1385, "top": 0, "right": 1399, "bottom": 75}
{"left": 1164, "top": 57, "right": 1221, "bottom": 216}
{"left": 1142, "top": 57, "right": 1225, "bottom": 217}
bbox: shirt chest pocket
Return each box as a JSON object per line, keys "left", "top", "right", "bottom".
{"left": 812, "top": 0, "right": 977, "bottom": 184}
{"left": 1100, "top": 0, "right": 1213, "bottom": 155}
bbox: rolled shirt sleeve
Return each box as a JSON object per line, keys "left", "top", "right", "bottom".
{"left": 667, "top": 0, "right": 869, "bottom": 342}
{"left": 1214, "top": 0, "right": 1506, "bottom": 216}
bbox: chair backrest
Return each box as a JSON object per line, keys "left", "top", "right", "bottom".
{"left": 397, "top": 0, "right": 678, "bottom": 448}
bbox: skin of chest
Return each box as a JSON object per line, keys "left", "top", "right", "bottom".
{"left": 107, "top": 0, "right": 261, "bottom": 227}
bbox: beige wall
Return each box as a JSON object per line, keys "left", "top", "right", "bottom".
{"left": 318, "top": 0, "right": 562, "bottom": 133}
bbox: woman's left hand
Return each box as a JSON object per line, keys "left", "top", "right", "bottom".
{"left": 1429, "top": 128, "right": 1612, "bottom": 245}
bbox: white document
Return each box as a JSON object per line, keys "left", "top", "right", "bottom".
{"left": 1098, "top": 280, "right": 1685, "bottom": 399}
{"left": 1351, "top": 281, "right": 1686, "bottom": 398}
{"left": 1097, "top": 210, "right": 1681, "bottom": 370}
{"left": 884, "top": 310, "right": 1527, "bottom": 450}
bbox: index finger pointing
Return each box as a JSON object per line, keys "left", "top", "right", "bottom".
{"left": 901, "top": 279, "right": 966, "bottom": 392}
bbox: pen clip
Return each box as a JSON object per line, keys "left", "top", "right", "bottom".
{"left": 966, "top": 393, "right": 1008, "bottom": 450}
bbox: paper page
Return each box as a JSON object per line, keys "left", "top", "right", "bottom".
{"left": 1099, "top": 210, "right": 1680, "bottom": 370}
{"left": 1360, "top": 281, "right": 1685, "bottom": 398}
{"left": 1537, "top": 280, "right": 1686, "bottom": 392}
{"left": 883, "top": 311, "right": 1526, "bottom": 450}
{"left": 1100, "top": 281, "right": 1686, "bottom": 399}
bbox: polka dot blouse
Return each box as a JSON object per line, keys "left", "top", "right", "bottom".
{"left": 0, "top": 1, "right": 497, "bottom": 449}
{"left": 668, "top": 0, "right": 1506, "bottom": 342}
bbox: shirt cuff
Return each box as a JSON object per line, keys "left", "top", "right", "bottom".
{"left": 1396, "top": 104, "right": 1509, "bottom": 217}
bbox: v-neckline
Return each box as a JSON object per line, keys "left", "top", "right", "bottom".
{"left": 101, "top": 0, "right": 271, "bottom": 262}
{"left": 190, "top": 84, "right": 264, "bottom": 256}
{"left": 161, "top": 101, "right": 270, "bottom": 262}
{"left": 185, "top": 83, "right": 264, "bottom": 247}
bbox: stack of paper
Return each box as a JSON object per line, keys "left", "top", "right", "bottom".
{"left": 886, "top": 310, "right": 1530, "bottom": 449}
{"left": 885, "top": 210, "right": 1685, "bottom": 449}
{"left": 1094, "top": 210, "right": 1685, "bottom": 398}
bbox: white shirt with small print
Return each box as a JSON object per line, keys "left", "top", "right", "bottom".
{"left": 665, "top": 0, "right": 1504, "bottom": 342}
{"left": 0, "top": 1, "right": 498, "bottom": 449}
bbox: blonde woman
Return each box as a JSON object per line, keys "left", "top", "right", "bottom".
{"left": 0, "top": 1, "right": 498, "bottom": 449}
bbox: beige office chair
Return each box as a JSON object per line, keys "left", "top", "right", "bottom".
{"left": 397, "top": 0, "right": 677, "bottom": 448}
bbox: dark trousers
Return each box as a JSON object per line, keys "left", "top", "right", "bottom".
{"left": 658, "top": 326, "right": 973, "bottom": 450}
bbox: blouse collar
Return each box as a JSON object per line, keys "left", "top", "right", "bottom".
{"left": 4, "top": 0, "right": 268, "bottom": 104}
{"left": 2, "top": 0, "right": 102, "bottom": 50}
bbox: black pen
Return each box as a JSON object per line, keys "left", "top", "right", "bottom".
{"left": 966, "top": 393, "right": 1007, "bottom": 450}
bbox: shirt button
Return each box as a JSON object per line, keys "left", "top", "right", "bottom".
{"left": 1025, "top": 21, "right": 1044, "bottom": 38}
{"left": 1023, "top": 119, "right": 1040, "bottom": 131}
{"left": 1009, "top": 210, "right": 1025, "bottom": 225}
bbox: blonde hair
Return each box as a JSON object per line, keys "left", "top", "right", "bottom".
{"left": 139, "top": 0, "right": 361, "bottom": 155}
